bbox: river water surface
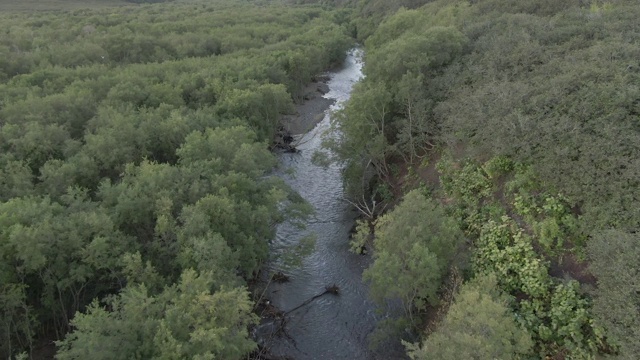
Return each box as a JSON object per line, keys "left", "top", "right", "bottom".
{"left": 263, "top": 49, "right": 405, "bottom": 360}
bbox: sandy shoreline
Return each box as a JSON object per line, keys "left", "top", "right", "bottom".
{"left": 281, "top": 78, "right": 335, "bottom": 135}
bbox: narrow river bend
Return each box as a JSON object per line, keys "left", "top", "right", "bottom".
{"left": 263, "top": 49, "right": 405, "bottom": 360}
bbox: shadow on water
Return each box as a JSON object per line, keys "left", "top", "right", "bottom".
{"left": 256, "top": 49, "right": 407, "bottom": 360}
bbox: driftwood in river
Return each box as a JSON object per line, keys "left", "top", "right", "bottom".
{"left": 284, "top": 284, "right": 340, "bottom": 315}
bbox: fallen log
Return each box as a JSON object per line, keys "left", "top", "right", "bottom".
{"left": 284, "top": 284, "right": 340, "bottom": 315}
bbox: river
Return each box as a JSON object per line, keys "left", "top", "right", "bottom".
{"left": 261, "top": 49, "right": 406, "bottom": 360}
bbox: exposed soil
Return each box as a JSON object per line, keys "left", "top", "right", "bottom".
{"left": 281, "top": 78, "right": 335, "bottom": 136}
{"left": 387, "top": 150, "right": 443, "bottom": 201}
{"left": 548, "top": 249, "right": 597, "bottom": 286}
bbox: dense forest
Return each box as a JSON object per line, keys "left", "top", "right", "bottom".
{"left": 334, "top": 0, "right": 640, "bottom": 359}
{"left": 0, "top": 1, "right": 352, "bottom": 358}
{"left": 1, "top": 0, "right": 639, "bottom": 359}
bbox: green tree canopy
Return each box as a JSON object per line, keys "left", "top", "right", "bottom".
{"left": 406, "top": 274, "right": 533, "bottom": 360}
{"left": 588, "top": 230, "right": 640, "bottom": 359}
{"left": 56, "top": 269, "right": 257, "bottom": 360}
{"left": 363, "top": 190, "right": 462, "bottom": 320}
{"left": 0, "top": 1, "right": 349, "bottom": 356}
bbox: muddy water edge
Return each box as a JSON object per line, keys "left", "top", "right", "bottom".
{"left": 253, "top": 49, "right": 407, "bottom": 360}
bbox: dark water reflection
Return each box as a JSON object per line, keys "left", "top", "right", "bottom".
{"left": 263, "top": 49, "right": 406, "bottom": 360}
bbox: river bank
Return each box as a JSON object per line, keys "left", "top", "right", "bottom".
{"left": 250, "top": 59, "right": 350, "bottom": 360}
{"left": 281, "top": 77, "right": 335, "bottom": 136}
{"left": 254, "top": 48, "right": 406, "bottom": 360}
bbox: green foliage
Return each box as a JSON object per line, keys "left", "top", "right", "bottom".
{"left": 471, "top": 0, "right": 582, "bottom": 17}
{"left": 366, "top": 26, "right": 466, "bottom": 87}
{"left": 56, "top": 270, "right": 257, "bottom": 360}
{"left": 368, "top": 317, "right": 411, "bottom": 352}
{"left": 437, "top": 156, "right": 493, "bottom": 207}
{"left": 331, "top": 0, "right": 637, "bottom": 357}
{"left": 434, "top": 0, "right": 640, "bottom": 229}
{"left": 507, "top": 166, "right": 585, "bottom": 253}
{"left": 363, "top": 190, "right": 462, "bottom": 321}
{"left": 354, "top": 0, "right": 464, "bottom": 41}
{"left": 363, "top": 8, "right": 427, "bottom": 49}
{"left": 329, "top": 2, "right": 469, "bottom": 200}
{"left": 330, "top": 80, "right": 394, "bottom": 180}
{"left": 349, "top": 219, "right": 371, "bottom": 254}
{"left": 0, "top": 1, "right": 350, "bottom": 357}
{"left": 436, "top": 156, "right": 499, "bottom": 236}
{"left": 424, "top": 155, "right": 606, "bottom": 358}
{"left": 518, "top": 282, "right": 606, "bottom": 359}
{"left": 588, "top": 230, "right": 640, "bottom": 359}
{"left": 474, "top": 217, "right": 550, "bottom": 298}
{"left": 0, "top": 191, "right": 132, "bottom": 353}
{"left": 0, "top": 284, "right": 34, "bottom": 358}
{"left": 481, "top": 155, "right": 514, "bottom": 179}
{"left": 406, "top": 273, "right": 533, "bottom": 360}
{"left": 394, "top": 72, "right": 437, "bottom": 163}
{"left": 215, "top": 84, "right": 294, "bottom": 140}
{"left": 473, "top": 217, "right": 605, "bottom": 358}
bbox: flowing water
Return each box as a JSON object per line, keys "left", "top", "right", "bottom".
{"left": 261, "top": 49, "right": 406, "bottom": 360}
